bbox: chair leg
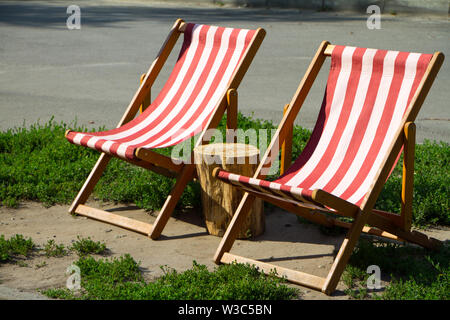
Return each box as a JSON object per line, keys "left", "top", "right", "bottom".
{"left": 213, "top": 192, "right": 256, "bottom": 264}
{"left": 149, "top": 164, "right": 196, "bottom": 239}
{"left": 69, "top": 153, "right": 111, "bottom": 214}
{"left": 322, "top": 210, "right": 368, "bottom": 294}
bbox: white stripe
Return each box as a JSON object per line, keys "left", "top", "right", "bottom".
{"left": 226, "top": 173, "right": 242, "bottom": 182}
{"left": 308, "top": 48, "right": 377, "bottom": 190}
{"left": 331, "top": 50, "right": 399, "bottom": 197}
{"left": 268, "top": 182, "right": 290, "bottom": 198}
{"left": 152, "top": 28, "right": 249, "bottom": 148}
{"left": 140, "top": 27, "right": 237, "bottom": 148}
{"left": 284, "top": 46, "right": 356, "bottom": 188}
{"left": 100, "top": 141, "right": 115, "bottom": 154}
{"left": 347, "top": 52, "right": 420, "bottom": 204}
{"left": 115, "top": 25, "right": 220, "bottom": 155}
{"left": 86, "top": 136, "right": 100, "bottom": 149}
{"left": 289, "top": 187, "right": 306, "bottom": 201}
{"left": 73, "top": 133, "right": 84, "bottom": 145}
{"left": 246, "top": 178, "right": 269, "bottom": 194}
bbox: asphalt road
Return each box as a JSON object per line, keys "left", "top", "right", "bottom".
{"left": 0, "top": 0, "right": 449, "bottom": 143}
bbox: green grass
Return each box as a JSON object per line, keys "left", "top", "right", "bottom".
{"left": 0, "top": 232, "right": 298, "bottom": 300}
{"left": 42, "top": 255, "right": 299, "bottom": 300}
{"left": 43, "top": 239, "right": 68, "bottom": 257}
{"left": 0, "top": 234, "right": 35, "bottom": 262}
{"left": 343, "top": 239, "right": 450, "bottom": 300}
{"left": 0, "top": 115, "right": 448, "bottom": 228}
{"left": 1, "top": 234, "right": 106, "bottom": 262}
{"left": 2, "top": 233, "right": 448, "bottom": 300}
{"left": 70, "top": 236, "right": 107, "bottom": 257}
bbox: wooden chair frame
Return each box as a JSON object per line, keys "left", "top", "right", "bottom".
{"left": 67, "top": 19, "right": 265, "bottom": 239}
{"left": 213, "top": 41, "right": 444, "bottom": 295}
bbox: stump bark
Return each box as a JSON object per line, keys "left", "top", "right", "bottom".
{"left": 194, "top": 143, "right": 264, "bottom": 239}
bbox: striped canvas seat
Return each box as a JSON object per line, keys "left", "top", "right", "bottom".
{"left": 217, "top": 45, "right": 433, "bottom": 207}
{"left": 66, "top": 23, "right": 256, "bottom": 160}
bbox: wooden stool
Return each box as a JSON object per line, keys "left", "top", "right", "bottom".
{"left": 193, "top": 143, "right": 264, "bottom": 239}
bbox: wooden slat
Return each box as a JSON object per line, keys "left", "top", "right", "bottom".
{"left": 229, "top": 28, "right": 266, "bottom": 90}
{"left": 401, "top": 122, "right": 415, "bottom": 231}
{"left": 221, "top": 253, "right": 326, "bottom": 291}
{"left": 125, "top": 157, "right": 178, "bottom": 178}
{"left": 332, "top": 219, "right": 402, "bottom": 241}
{"left": 75, "top": 204, "right": 152, "bottom": 235}
{"left": 280, "top": 104, "right": 292, "bottom": 176}
{"left": 372, "top": 209, "right": 403, "bottom": 227}
{"left": 68, "top": 153, "right": 111, "bottom": 214}
{"left": 226, "top": 88, "right": 238, "bottom": 143}
{"left": 139, "top": 72, "right": 151, "bottom": 113}
{"left": 228, "top": 184, "right": 335, "bottom": 228}
{"left": 135, "top": 148, "right": 184, "bottom": 174}
{"left": 178, "top": 22, "right": 187, "bottom": 32}
{"left": 366, "top": 212, "right": 441, "bottom": 250}
{"left": 322, "top": 207, "right": 367, "bottom": 294}
{"left": 324, "top": 44, "right": 335, "bottom": 56}
{"left": 312, "top": 189, "right": 359, "bottom": 218}
{"left": 149, "top": 165, "right": 197, "bottom": 239}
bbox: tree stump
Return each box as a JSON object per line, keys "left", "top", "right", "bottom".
{"left": 194, "top": 143, "right": 264, "bottom": 239}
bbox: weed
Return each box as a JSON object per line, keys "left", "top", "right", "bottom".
{"left": 0, "top": 117, "right": 448, "bottom": 228}
{"left": 43, "top": 239, "right": 68, "bottom": 257}
{"left": 0, "top": 234, "right": 35, "bottom": 262}
{"left": 16, "top": 261, "right": 29, "bottom": 267}
{"left": 43, "top": 256, "right": 299, "bottom": 300}
{"left": 35, "top": 261, "right": 47, "bottom": 269}
{"left": 71, "top": 236, "right": 106, "bottom": 257}
{"left": 343, "top": 239, "right": 450, "bottom": 300}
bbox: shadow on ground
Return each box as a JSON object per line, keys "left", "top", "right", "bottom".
{"left": 0, "top": 1, "right": 372, "bottom": 29}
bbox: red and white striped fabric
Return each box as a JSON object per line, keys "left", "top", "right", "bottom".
{"left": 66, "top": 23, "right": 257, "bottom": 160}
{"left": 217, "top": 45, "right": 432, "bottom": 207}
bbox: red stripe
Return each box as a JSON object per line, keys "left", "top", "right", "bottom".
{"left": 298, "top": 47, "right": 366, "bottom": 190}
{"left": 133, "top": 26, "right": 228, "bottom": 148}
{"left": 91, "top": 23, "right": 198, "bottom": 154}
{"left": 383, "top": 53, "right": 433, "bottom": 184}
{"left": 151, "top": 28, "right": 243, "bottom": 148}
{"left": 109, "top": 24, "right": 211, "bottom": 149}
{"left": 340, "top": 51, "right": 410, "bottom": 203}
{"left": 320, "top": 49, "right": 387, "bottom": 193}
{"left": 406, "top": 54, "right": 432, "bottom": 112}
{"left": 197, "top": 29, "right": 256, "bottom": 133}
{"left": 66, "top": 24, "right": 257, "bottom": 160}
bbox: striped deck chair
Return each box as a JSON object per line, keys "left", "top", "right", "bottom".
{"left": 213, "top": 41, "right": 444, "bottom": 295}
{"left": 65, "top": 19, "right": 265, "bottom": 239}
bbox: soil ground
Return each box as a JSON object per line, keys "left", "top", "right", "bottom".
{"left": 0, "top": 201, "right": 448, "bottom": 300}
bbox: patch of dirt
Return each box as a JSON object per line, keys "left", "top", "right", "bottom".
{"left": 0, "top": 201, "right": 448, "bottom": 300}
